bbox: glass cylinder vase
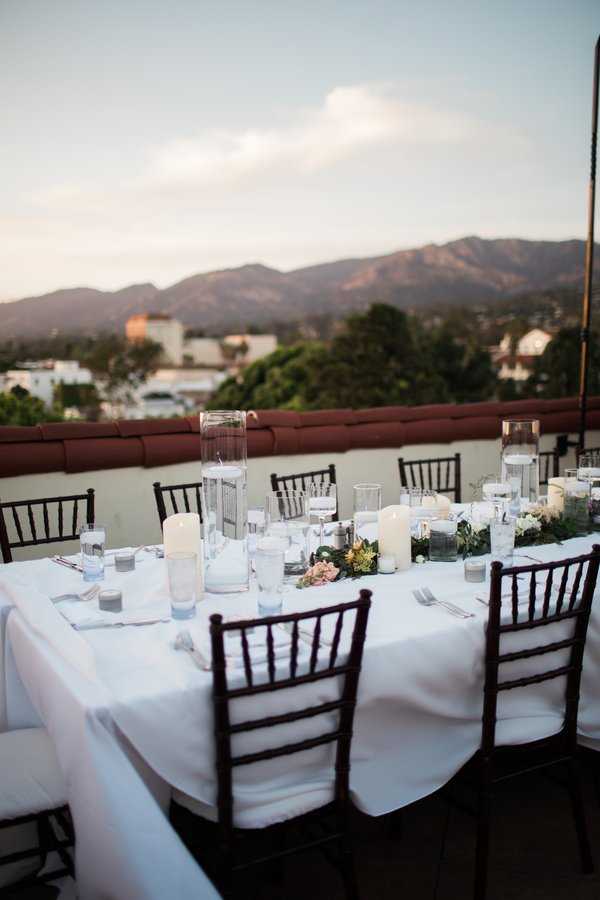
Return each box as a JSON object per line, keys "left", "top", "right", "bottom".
{"left": 200, "top": 410, "right": 249, "bottom": 593}
{"left": 501, "top": 419, "right": 540, "bottom": 512}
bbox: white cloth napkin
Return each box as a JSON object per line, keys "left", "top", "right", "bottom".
{"left": 0, "top": 565, "right": 96, "bottom": 682}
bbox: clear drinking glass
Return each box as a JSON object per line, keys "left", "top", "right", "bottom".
{"left": 577, "top": 454, "right": 600, "bottom": 484}
{"left": 265, "top": 490, "right": 310, "bottom": 583}
{"left": 489, "top": 515, "right": 516, "bottom": 567}
{"left": 166, "top": 551, "right": 197, "bottom": 620}
{"left": 308, "top": 482, "right": 337, "bottom": 547}
{"left": 501, "top": 419, "right": 540, "bottom": 512}
{"left": 79, "top": 523, "right": 106, "bottom": 582}
{"left": 254, "top": 537, "right": 285, "bottom": 616}
{"left": 353, "top": 483, "right": 381, "bottom": 539}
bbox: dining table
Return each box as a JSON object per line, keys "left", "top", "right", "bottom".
{"left": 1, "top": 514, "right": 600, "bottom": 900}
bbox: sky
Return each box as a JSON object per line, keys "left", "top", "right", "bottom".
{"left": 0, "top": 1, "right": 598, "bottom": 302}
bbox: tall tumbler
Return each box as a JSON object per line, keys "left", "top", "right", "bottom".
{"left": 200, "top": 409, "right": 249, "bottom": 593}
{"left": 501, "top": 419, "right": 540, "bottom": 512}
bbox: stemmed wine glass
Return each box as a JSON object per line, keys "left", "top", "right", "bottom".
{"left": 481, "top": 473, "right": 511, "bottom": 518}
{"left": 308, "top": 482, "right": 337, "bottom": 547}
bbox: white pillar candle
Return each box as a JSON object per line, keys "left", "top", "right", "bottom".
{"left": 422, "top": 494, "right": 437, "bottom": 508}
{"left": 163, "top": 513, "right": 204, "bottom": 601}
{"left": 436, "top": 495, "right": 452, "bottom": 519}
{"left": 547, "top": 477, "right": 565, "bottom": 513}
{"left": 378, "top": 505, "right": 411, "bottom": 572}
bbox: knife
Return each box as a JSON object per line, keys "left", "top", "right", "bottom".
{"left": 72, "top": 617, "right": 171, "bottom": 631}
{"left": 53, "top": 555, "right": 84, "bottom": 573}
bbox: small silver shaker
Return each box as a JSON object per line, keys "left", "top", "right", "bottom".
{"left": 333, "top": 524, "right": 347, "bottom": 550}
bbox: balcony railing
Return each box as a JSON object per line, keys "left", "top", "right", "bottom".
{"left": 1, "top": 397, "right": 599, "bottom": 555}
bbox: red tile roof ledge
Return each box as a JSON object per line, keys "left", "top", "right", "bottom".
{"left": 0, "top": 397, "right": 598, "bottom": 478}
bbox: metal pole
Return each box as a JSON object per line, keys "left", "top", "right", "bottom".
{"left": 578, "top": 36, "right": 600, "bottom": 451}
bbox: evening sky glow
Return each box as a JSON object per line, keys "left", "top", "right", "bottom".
{"left": 0, "top": 0, "right": 598, "bottom": 301}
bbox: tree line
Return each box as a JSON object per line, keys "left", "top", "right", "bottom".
{"left": 1, "top": 298, "right": 599, "bottom": 425}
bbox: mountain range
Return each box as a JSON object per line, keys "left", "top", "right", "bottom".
{"left": 1, "top": 236, "right": 598, "bottom": 339}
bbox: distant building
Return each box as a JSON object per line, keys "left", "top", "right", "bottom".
{"left": 493, "top": 328, "right": 553, "bottom": 382}
{"left": 124, "top": 314, "right": 277, "bottom": 369}
{"left": 1, "top": 360, "right": 93, "bottom": 408}
{"left": 125, "top": 313, "right": 184, "bottom": 365}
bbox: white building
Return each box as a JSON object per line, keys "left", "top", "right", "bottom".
{"left": 125, "top": 314, "right": 184, "bottom": 365}
{"left": 1, "top": 360, "right": 93, "bottom": 408}
{"left": 124, "top": 314, "right": 277, "bottom": 369}
{"left": 494, "top": 328, "right": 553, "bottom": 382}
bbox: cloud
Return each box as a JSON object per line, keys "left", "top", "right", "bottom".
{"left": 137, "top": 83, "right": 479, "bottom": 189}
{"left": 25, "top": 83, "right": 490, "bottom": 210}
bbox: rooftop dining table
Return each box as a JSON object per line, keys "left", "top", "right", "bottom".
{"left": 1, "top": 514, "right": 600, "bottom": 900}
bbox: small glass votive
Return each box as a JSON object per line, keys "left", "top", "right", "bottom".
{"left": 115, "top": 552, "right": 135, "bottom": 572}
{"left": 464, "top": 560, "right": 486, "bottom": 582}
{"left": 98, "top": 589, "right": 123, "bottom": 612}
{"left": 428, "top": 519, "right": 458, "bottom": 562}
{"left": 377, "top": 553, "right": 396, "bottom": 574}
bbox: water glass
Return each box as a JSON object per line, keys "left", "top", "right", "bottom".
{"left": 79, "top": 523, "right": 106, "bottom": 582}
{"left": 489, "top": 516, "right": 516, "bottom": 567}
{"left": 265, "top": 490, "right": 310, "bottom": 583}
{"left": 166, "top": 551, "right": 197, "bottom": 620}
{"left": 577, "top": 454, "right": 600, "bottom": 484}
{"left": 247, "top": 507, "right": 266, "bottom": 560}
{"left": 428, "top": 519, "right": 458, "bottom": 562}
{"left": 254, "top": 537, "right": 285, "bottom": 616}
{"left": 308, "top": 482, "right": 337, "bottom": 546}
{"left": 481, "top": 474, "right": 511, "bottom": 511}
{"left": 563, "top": 480, "right": 590, "bottom": 537}
{"left": 353, "top": 483, "right": 381, "bottom": 538}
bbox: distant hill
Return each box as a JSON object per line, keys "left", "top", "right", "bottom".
{"left": 0, "top": 236, "right": 598, "bottom": 338}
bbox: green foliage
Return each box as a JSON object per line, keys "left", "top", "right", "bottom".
{"left": 524, "top": 325, "right": 600, "bottom": 398}
{"left": 209, "top": 302, "right": 496, "bottom": 411}
{"left": 0, "top": 387, "right": 62, "bottom": 425}
{"left": 81, "top": 336, "right": 163, "bottom": 402}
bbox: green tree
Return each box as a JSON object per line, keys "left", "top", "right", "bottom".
{"left": 524, "top": 326, "right": 600, "bottom": 398}
{"left": 430, "top": 317, "right": 498, "bottom": 403}
{"left": 82, "top": 336, "right": 163, "bottom": 403}
{"left": 0, "top": 386, "right": 62, "bottom": 425}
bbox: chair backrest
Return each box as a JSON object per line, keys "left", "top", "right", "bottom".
{"left": 152, "top": 481, "right": 203, "bottom": 528}
{"left": 0, "top": 489, "right": 95, "bottom": 563}
{"left": 269, "top": 464, "right": 338, "bottom": 520}
{"left": 482, "top": 545, "right": 600, "bottom": 757}
{"left": 539, "top": 448, "right": 560, "bottom": 485}
{"left": 209, "top": 589, "right": 371, "bottom": 839}
{"left": 398, "top": 453, "right": 461, "bottom": 502}
{"left": 576, "top": 445, "right": 600, "bottom": 464}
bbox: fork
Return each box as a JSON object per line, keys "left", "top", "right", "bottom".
{"left": 413, "top": 588, "right": 473, "bottom": 619}
{"left": 50, "top": 584, "right": 101, "bottom": 604}
{"left": 175, "top": 629, "right": 212, "bottom": 670}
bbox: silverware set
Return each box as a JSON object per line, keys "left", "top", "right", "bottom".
{"left": 175, "top": 629, "right": 212, "bottom": 670}
{"left": 413, "top": 587, "right": 474, "bottom": 618}
{"left": 50, "top": 584, "right": 101, "bottom": 604}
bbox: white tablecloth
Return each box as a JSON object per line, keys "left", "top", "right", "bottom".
{"left": 3, "top": 533, "right": 600, "bottom": 897}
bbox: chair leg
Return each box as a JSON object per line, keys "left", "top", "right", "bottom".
{"left": 566, "top": 762, "right": 594, "bottom": 873}
{"left": 337, "top": 837, "right": 359, "bottom": 900}
{"left": 474, "top": 787, "right": 492, "bottom": 900}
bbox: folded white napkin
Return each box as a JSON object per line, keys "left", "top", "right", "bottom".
{"left": 0, "top": 566, "right": 96, "bottom": 681}
{"left": 56, "top": 599, "right": 170, "bottom": 630}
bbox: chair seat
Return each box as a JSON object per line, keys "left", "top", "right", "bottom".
{"left": 0, "top": 729, "right": 67, "bottom": 820}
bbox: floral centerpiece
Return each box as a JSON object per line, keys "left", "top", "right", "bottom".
{"left": 296, "top": 539, "right": 378, "bottom": 588}
{"left": 296, "top": 503, "right": 590, "bottom": 588}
